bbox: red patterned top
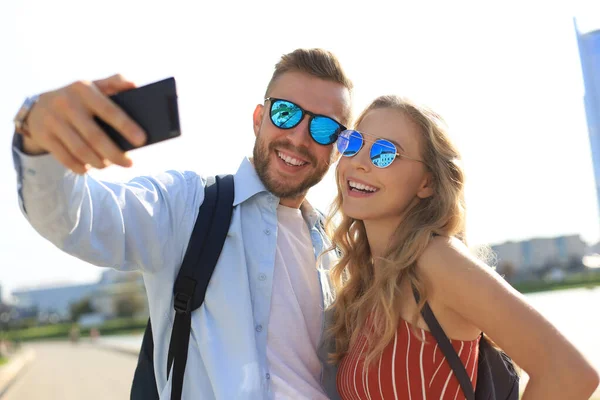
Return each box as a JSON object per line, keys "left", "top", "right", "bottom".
{"left": 337, "top": 319, "right": 480, "bottom": 400}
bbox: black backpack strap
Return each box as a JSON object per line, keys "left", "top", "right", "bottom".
{"left": 412, "top": 287, "right": 475, "bottom": 400}
{"left": 167, "top": 174, "right": 235, "bottom": 400}
{"left": 130, "top": 318, "right": 159, "bottom": 399}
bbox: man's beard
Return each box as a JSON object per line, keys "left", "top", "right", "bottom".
{"left": 253, "top": 136, "right": 331, "bottom": 200}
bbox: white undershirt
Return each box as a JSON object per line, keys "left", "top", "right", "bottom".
{"left": 266, "top": 204, "right": 327, "bottom": 400}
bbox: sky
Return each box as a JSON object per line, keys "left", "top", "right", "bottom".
{"left": 1, "top": 1, "right": 599, "bottom": 302}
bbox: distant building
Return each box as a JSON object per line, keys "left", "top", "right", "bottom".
{"left": 10, "top": 269, "right": 145, "bottom": 321}
{"left": 575, "top": 20, "right": 600, "bottom": 234}
{"left": 12, "top": 282, "right": 99, "bottom": 321}
{"left": 91, "top": 279, "right": 147, "bottom": 319}
{"left": 492, "top": 234, "right": 587, "bottom": 273}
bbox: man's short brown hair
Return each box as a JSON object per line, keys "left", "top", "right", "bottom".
{"left": 265, "top": 48, "right": 353, "bottom": 124}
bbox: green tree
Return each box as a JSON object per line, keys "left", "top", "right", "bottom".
{"left": 114, "top": 290, "right": 145, "bottom": 318}
{"left": 70, "top": 297, "right": 95, "bottom": 322}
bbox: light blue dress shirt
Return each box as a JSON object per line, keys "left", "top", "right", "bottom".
{"left": 12, "top": 136, "right": 341, "bottom": 400}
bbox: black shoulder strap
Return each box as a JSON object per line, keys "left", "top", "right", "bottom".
{"left": 167, "top": 174, "right": 235, "bottom": 400}
{"left": 412, "top": 287, "right": 475, "bottom": 400}
{"left": 130, "top": 318, "right": 159, "bottom": 400}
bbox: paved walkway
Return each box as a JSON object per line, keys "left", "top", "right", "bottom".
{"left": 94, "top": 333, "right": 143, "bottom": 355}
{"left": 2, "top": 341, "right": 137, "bottom": 400}
{"left": 5, "top": 336, "right": 597, "bottom": 399}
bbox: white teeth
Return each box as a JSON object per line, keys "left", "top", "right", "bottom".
{"left": 277, "top": 152, "right": 307, "bottom": 166}
{"left": 348, "top": 180, "right": 378, "bottom": 192}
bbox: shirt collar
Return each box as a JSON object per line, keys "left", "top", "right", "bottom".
{"left": 233, "top": 157, "right": 322, "bottom": 230}
{"left": 300, "top": 200, "right": 321, "bottom": 230}
{"left": 232, "top": 157, "right": 268, "bottom": 206}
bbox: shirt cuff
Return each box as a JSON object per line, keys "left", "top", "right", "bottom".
{"left": 12, "top": 133, "right": 71, "bottom": 184}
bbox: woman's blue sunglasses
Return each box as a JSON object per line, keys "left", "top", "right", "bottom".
{"left": 265, "top": 97, "right": 346, "bottom": 145}
{"left": 336, "top": 129, "right": 426, "bottom": 169}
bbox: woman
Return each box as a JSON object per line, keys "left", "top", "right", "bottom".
{"left": 325, "top": 95, "right": 599, "bottom": 399}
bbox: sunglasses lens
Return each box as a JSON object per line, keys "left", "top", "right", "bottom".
{"left": 337, "top": 130, "right": 363, "bottom": 156}
{"left": 270, "top": 100, "right": 303, "bottom": 129}
{"left": 370, "top": 139, "right": 397, "bottom": 168}
{"left": 310, "top": 116, "right": 342, "bottom": 145}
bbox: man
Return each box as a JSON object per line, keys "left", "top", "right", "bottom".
{"left": 12, "top": 48, "right": 352, "bottom": 399}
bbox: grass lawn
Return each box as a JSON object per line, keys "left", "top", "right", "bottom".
{"left": 1, "top": 317, "right": 147, "bottom": 342}
{"left": 513, "top": 274, "right": 600, "bottom": 294}
{"left": 0, "top": 356, "right": 8, "bottom": 366}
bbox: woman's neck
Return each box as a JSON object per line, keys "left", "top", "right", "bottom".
{"left": 363, "top": 216, "right": 403, "bottom": 259}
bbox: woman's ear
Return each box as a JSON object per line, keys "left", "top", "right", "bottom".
{"left": 417, "top": 172, "right": 434, "bottom": 199}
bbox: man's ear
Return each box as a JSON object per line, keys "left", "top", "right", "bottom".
{"left": 253, "top": 104, "right": 264, "bottom": 138}
{"left": 417, "top": 172, "right": 434, "bottom": 199}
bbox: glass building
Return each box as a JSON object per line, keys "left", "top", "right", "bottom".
{"left": 575, "top": 19, "right": 600, "bottom": 233}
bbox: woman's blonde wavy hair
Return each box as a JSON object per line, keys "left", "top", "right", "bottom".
{"left": 325, "top": 95, "right": 467, "bottom": 367}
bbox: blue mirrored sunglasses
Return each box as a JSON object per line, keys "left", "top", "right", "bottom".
{"left": 265, "top": 97, "right": 345, "bottom": 145}
{"left": 336, "top": 129, "right": 426, "bottom": 169}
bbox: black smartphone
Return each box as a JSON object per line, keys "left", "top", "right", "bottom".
{"left": 95, "top": 77, "right": 181, "bottom": 151}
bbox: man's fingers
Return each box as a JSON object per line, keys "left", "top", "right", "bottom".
{"left": 67, "top": 104, "right": 133, "bottom": 168}
{"left": 46, "top": 115, "right": 106, "bottom": 169}
{"left": 72, "top": 82, "right": 146, "bottom": 148}
{"left": 21, "top": 76, "right": 142, "bottom": 171}
{"left": 43, "top": 136, "right": 88, "bottom": 175}
{"left": 93, "top": 74, "right": 137, "bottom": 96}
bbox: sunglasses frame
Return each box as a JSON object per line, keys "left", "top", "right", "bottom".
{"left": 265, "top": 97, "right": 346, "bottom": 146}
{"left": 337, "top": 129, "right": 427, "bottom": 169}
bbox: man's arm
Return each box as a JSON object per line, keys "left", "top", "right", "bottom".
{"left": 12, "top": 74, "right": 203, "bottom": 273}
{"left": 14, "top": 135, "right": 203, "bottom": 273}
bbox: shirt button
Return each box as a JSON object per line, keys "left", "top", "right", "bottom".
{"left": 266, "top": 373, "right": 271, "bottom": 380}
{"left": 264, "top": 229, "right": 271, "bottom": 235}
{"left": 258, "top": 273, "right": 267, "bottom": 281}
{"left": 255, "top": 324, "right": 263, "bottom": 332}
